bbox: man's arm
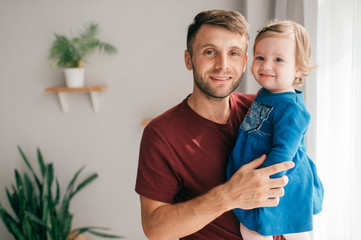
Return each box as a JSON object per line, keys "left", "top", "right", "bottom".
{"left": 140, "top": 155, "right": 294, "bottom": 240}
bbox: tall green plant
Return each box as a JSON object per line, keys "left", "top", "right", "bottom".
{"left": 49, "top": 22, "right": 117, "bottom": 68}
{"left": 0, "top": 146, "right": 122, "bottom": 240}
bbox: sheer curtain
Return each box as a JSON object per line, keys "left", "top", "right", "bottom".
{"left": 313, "top": 0, "right": 361, "bottom": 239}
{"left": 244, "top": 1, "right": 360, "bottom": 238}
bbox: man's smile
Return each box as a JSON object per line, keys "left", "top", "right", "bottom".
{"left": 210, "top": 76, "right": 232, "bottom": 81}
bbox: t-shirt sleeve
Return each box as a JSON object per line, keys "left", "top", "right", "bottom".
{"left": 261, "top": 102, "right": 310, "bottom": 178}
{"left": 135, "top": 124, "right": 181, "bottom": 203}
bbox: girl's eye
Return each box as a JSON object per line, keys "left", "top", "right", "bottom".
{"left": 255, "top": 56, "right": 264, "bottom": 61}
{"left": 275, "top": 57, "right": 283, "bottom": 62}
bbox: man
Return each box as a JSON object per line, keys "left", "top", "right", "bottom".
{"left": 135, "top": 10, "right": 293, "bottom": 240}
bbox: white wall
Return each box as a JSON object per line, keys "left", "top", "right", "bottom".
{"left": 242, "top": 0, "right": 275, "bottom": 94}
{"left": 0, "top": 1, "right": 247, "bottom": 239}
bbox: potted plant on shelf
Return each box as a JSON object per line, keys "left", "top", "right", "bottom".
{"left": 0, "top": 146, "right": 122, "bottom": 240}
{"left": 49, "top": 22, "right": 117, "bottom": 88}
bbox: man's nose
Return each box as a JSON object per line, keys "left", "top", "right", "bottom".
{"left": 215, "top": 53, "right": 229, "bottom": 70}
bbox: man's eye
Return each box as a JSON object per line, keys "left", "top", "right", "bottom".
{"left": 275, "top": 57, "right": 283, "bottom": 62}
{"left": 204, "top": 50, "right": 214, "bottom": 55}
{"left": 230, "top": 52, "right": 239, "bottom": 56}
{"left": 256, "top": 56, "right": 264, "bottom": 60}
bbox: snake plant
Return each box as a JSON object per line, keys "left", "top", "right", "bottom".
{"left": 0, "top": 146, "right": 121, "bottom": 240}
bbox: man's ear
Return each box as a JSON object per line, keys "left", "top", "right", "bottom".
{"left": 184, "top": 50, "right": 193, "bottom": 70}
{"left": 243, "top": 54, "right": 248, "bottom": 73}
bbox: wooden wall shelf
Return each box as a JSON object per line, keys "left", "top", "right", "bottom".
{"left": 45, "top": 85, "right": 108, "bottom": 113}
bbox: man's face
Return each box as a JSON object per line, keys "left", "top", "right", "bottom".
{"left": 185, "top": 24, "right": 248, "bottom": 99}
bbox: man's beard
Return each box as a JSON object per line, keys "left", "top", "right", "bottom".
{"left": 192, "top": 63, "right": 242, "bottom": 99}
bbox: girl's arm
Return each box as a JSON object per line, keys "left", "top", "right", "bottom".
{"left": 261, "top": 102, "right": 310, "bottom": 178}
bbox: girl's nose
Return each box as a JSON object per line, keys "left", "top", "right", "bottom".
{"left": 261, "top": 60, "right": 272, "bottom": 70}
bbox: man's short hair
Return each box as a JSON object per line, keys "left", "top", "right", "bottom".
{"left": 187, "top": 10, "right": 249, "bottom": 56}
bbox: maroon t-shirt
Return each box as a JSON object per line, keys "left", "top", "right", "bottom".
{"left": 135, "top": 93, "right": 284, "bottom": 240}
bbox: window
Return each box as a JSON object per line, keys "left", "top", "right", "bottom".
{"left": 313, "top": 0, "right": 361, "bottom": 239}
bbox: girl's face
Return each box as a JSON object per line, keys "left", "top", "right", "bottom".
{"left": 252, "top": 35, "right": 301, "bottom": 93}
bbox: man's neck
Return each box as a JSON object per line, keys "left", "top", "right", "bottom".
{"left": 187, "top": 92, "right": 231, "bottom": 124}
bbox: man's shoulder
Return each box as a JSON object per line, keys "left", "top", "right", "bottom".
{"left": 231, "top": 92, "right": 256, "bottom": 100}
{"left": 230, "top": 92, "right": 256, "bottom": 108}
{"left": 146, "top": 98, "right": 188, "bottom": 129}
{"left": 145, "top": 93, "right": 256, "bottom": 130}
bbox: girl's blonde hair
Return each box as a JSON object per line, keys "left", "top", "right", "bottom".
{"left": 254, "top": 20, "right": 316, "bottom": 86}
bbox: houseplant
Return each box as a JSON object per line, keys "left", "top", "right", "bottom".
{"left": 0, "top": 146, "right": 122, "bottom": 240}
{"left": 49, "top": 22, "right": 117, "bottom": 88}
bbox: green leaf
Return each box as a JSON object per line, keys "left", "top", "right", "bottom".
{"left": 72, "top": 226, "right": 109, "bottom": 232}
{"left": 14, "top": 171, "right": 27, "bottom": 221}
{"left": 5, "top": 188, "right": 18, "bottom": 217}
{"left": 59, "top": 166, "right": 84, "bottom": 224}
{"left": 18, "top": 146, "right": 35, "bottom": 176}
{"left": 0, "top": 203, "right": 14, "bottom": 229}
{"left": 7, "top": 187, "right": 20, "bottom": 219}
{"left": 37, "top": 148, "right": 46, "bottom": 178}
{"left": 24, "top": 211, "right": 47, "bottom": 227}
{"left": 55, "top": 178, "right": 60, "bottom": 205}
{"left": 50, "top": 34, "right": 80, "bottom": 68}
{"left": 68, "top": 166, "right": 84, "bottom": 193}
{"left": 50, "top": 215, "right": 60, "bottom": 240}
{"left": 72, "top": 226, "right": 123, "bottom": 239}
{"left": 70, "top": 173, "right": 98, "bottom": 199}
{"left": 18, "top": 146, "right": 42, "bottom": 192}
{"left": 99, "top": 42, "right": 118, "bottom": 54}
{"left": 79, "top": 22, "right": 100, "bottom": 40}
{"left": 72, "top": 37, "right": 81, "bottom": 44}
{"left": 21, "top": 218, "right": 32, "bottom": 239}
{"left": 87, "top": 229, "right": 123, "bottom": 238}
{"left": 45, "top": 163, "right": 54, "bottom": 199}
{"left": 0, "top": 206, "right": 26, "bottom": 240}
{"left": 17, "top": 185, "right": 26, "bottom": 221}
{"left": 23, "top": 173, "right": 37, "bottom": 213}
{"left": 41, "top": 164, "right": 52, "bottom": 228}
{"left": 15, "top": 170, "right": 24, "bottom": 189}
{"left": 62, "top": 213, "right": 73, "bottom": 238}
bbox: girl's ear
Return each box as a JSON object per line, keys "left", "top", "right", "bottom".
{"left": 295, "top": 67, "right": 302, "bottom": 78}
{"left": 184, "top": 50, "right": 193, "bottom": 70}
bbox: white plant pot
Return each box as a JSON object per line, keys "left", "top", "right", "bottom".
{"left": 63, "top": 68, "right": 85, "bottom": 88}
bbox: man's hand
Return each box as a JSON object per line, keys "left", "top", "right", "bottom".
{"left": 139, "top": 155, "right": 293, "bottom": 240}
{"left": 223, "top": 154, "right": 294, "bottom": 210}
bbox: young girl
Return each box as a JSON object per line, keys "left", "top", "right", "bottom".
{"left": 226, "top": 20, "right": 324, "bottom": 240}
